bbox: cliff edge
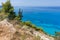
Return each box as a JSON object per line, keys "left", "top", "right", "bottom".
{"left": 0, "top": 19, "right": 54, "bottom": 40}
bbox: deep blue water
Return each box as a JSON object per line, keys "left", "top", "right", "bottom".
{"left": 15, "top": 7, "right": 60, "bottom": 35}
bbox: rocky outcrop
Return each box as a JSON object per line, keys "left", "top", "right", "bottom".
{"left": 0, "top": 19, "right": 16, "bottom": 40}
{"left": 0, "top": 19, "right": 54, "bottom": 40}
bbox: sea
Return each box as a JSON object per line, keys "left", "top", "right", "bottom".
{"left": 14, "top": 7, "right": 60, "bottom": 36}
{"left": 1, "top": 6, "right": 60, "bottom": 36}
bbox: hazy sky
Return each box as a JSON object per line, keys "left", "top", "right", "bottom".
{"left": 0, "top": 0, "right": 60, "bottom": 6}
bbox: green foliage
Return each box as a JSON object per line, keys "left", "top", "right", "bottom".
{"left": 16, "top": 8, "right": 23, "bottom": 21}
{"left": 24, "top": 21, "right": 32, "bottom": 27}
{"left": 2, "top": 0, "right": 14, "bottom": 13}
{"left": 32, "top": 25, "right": 43, "bottom": 31}
{"left": 0, "top": 0, "right": 23, "bottom": 20}
{"left": 24, "top": 21, "right": 44, "bottom": 31}
{"left": 0, "top": 8, "right": 2, "bottom": 13}
{"left": 2, "top": 0, "right": 16, "bottom": 20}
{"left": 8, "top": 12, "right": 16, "bottom": 20}
{"left": 55, "top": 32, "right": 60, "bottom": 40}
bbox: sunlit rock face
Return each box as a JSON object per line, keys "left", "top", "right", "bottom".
{"left": 0, "top": 19, "right": 54, "bottom": 40}
{"left": 0, "top": 19, "right": 16, "bottom": 40}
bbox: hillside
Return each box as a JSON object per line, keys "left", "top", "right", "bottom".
{"left": 0, "top": 19, "right": 54, "bottom": 40}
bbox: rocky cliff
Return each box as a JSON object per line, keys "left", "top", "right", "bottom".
{"left": 0, "top": 19, "right": 54, "bottom": 40}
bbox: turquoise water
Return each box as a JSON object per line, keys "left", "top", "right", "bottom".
{"left": 15, "top": 7, "right": 60, "bottom": 35}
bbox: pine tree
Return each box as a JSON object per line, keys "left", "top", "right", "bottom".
{"left": 2, "top": 0, "right": 16, "bottom": 20}
{"left": 16, "top": 8, "right": 23, "bottom": 21}
{"left": 2, "top": 0, "right": 13, "bottom": 13}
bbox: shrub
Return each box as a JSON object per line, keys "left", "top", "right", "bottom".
{"left": 2, "top": 0, "right": 16, "bottom": 20}
{"left": 24, "top": 21, "right": 44, "bottom": 31}
{"left": 24, "top": 21, "right": 32, "bottom": 27}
